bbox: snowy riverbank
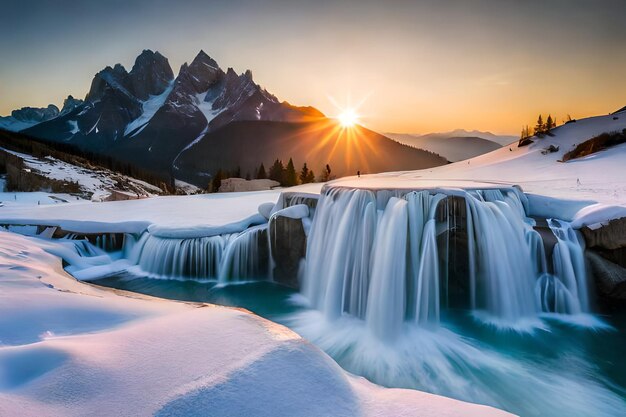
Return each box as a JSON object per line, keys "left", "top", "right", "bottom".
{"left": 0, "top": 230, "right": 511, "bottom": 417}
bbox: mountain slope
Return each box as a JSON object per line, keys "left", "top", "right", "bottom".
{"left": 336, "top": 111, "right": 626, "bottom": 205}
{"left": 174, "top": 119, "right": 448, "bottom": 185}
{"left": 386, "top": 132, "right": 502, "bottom": 162}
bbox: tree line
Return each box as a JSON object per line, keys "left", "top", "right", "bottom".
{"left": 519, "top": 114, "right": 559, "bottom": 146}
{"left": 211, "top": 158, "right": 334, "bottom": 192}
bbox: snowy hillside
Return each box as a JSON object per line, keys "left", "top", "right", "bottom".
{"left": 1, "top": 146, "right": 163, "bottom": 202}
{"left": 340, "top": 112, "right": 626, "bottom": 207}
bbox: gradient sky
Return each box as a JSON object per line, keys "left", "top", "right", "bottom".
{"left": 1, "top": 0, "right": 625, "bottom": 134}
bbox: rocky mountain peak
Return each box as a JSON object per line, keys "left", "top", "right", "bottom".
{"left": 60, "top": 95, "right": 84, "bottom": 116}
{"left": 86, "top": 63, "right": 133, "bottom": 102}
{"left": 129, "top": 49, "right": 174, "bottom": 100}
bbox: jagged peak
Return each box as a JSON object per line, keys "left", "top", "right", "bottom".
{"left": 191, "top": 50, "right": 219, "bottom": 70}
{"left": 225, "top": 67, "right": 238, "bottom": 77}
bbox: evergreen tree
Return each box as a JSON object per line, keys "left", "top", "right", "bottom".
{"left": 211, "top": 169, "right": 224, "bottom": 193}
{"left": 546, "top": 114, "right": 554, "bottom": 132}
{"left": 299, "top": 162, "right": 311, "bottom": 184}
{"left": 256, "top": 163, "right": 267, "bottom": 179}
{"left": 534, "top": 114, "right": 545, "bottom": 136}
{"left": 305, "top": 169, "right": 315, "bottom": 183}
{"left": 245, "top": 172, "right": 251, "bottom": 181}
{"left": 233, "top": 166, "right": 241, "bottom": 178}
{"left": 269, "top": 159, "right": 285, "bottom": 184}
{"left": 284, "top": 158, "right": 298, "bottom": 186}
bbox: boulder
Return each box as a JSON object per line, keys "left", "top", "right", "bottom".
{"left": 581, "top": 217, "right": 626, "bottom": 251}
{"left": 586, "top": 251, "right": 626, "bottom": 305}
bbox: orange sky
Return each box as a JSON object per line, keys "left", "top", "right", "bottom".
{"left": 2, "top": 0, "right": 625, "bottom": 135}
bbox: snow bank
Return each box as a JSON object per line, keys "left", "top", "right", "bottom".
{"left": 571, "top": 203, "right": 626, "bottom": 229}
{"left": 271, "top": 204, "right": 309, "bottom": 220}
{"left": 0, "top": 230, "right": 511, "bottom": 417}
{"left": 526, "top": 193, "right": 595, "bottom": 221}
{"left": 0, "top": 190, "right": 283, "bottom": 235}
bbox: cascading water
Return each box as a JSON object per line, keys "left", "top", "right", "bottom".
{"left": 302, "top": 186, "right": 587, "bottom": 334}
{"left": 291, "top": 185, "right": 625, "bottom": 417}
{"left": 59, "top": 226, "right": 272, "bottom": 282}
{"left": 536, "top": 219, "right": 590, "bottom": 314}
{"left": 127, "top": 233, "right": 232, "bottom": 279}
{"left": 218, "top": 224, "right": 269, "bottom": 283}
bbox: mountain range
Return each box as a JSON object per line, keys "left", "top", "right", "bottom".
{"left": 0, "top": 50, "right": 446, "bottom": 187}
{"left": 385, "top": 129, "right": 517, "bottom": 162}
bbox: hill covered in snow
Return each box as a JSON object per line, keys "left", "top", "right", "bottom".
{"left": 341, "top": 109, "right": 626, "bottom": 208}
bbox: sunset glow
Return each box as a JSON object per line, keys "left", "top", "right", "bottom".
{"left": 337, "top": 109, "right": 359, "bottom": 128}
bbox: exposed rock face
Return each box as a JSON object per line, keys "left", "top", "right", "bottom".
{"left": 580, "top": 216, "right": 626, "bottom": 308}
{"left": 86, "top": 63, "right": 134, "bottom": 103}
{"left": 269, "top": 215, "right": 307, "bottom": 289}
{"left": 586, "top": 251, "right": 626, "bottom": 306}
{"left": 60, "top": 95, "right": 84, "bottom": 116}
{"left": 581, "top": 217, "right": 626, "bottom": 252}
{"left": 128, "top": 50, "right": 174, "bottom": 100}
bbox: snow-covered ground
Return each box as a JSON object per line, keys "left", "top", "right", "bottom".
{"left": 0, "top": 230, "right": 510, "bottom": 417}
{"left": 331, "top": 112, "right": 626, "bottom": 226}
{"left": 0, "top": 184, "right": 323, "bottom": 234}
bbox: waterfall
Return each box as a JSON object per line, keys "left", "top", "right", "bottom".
{"left": 303, "top": 188, "right": 378, "bottom": 319}
{"left": 121, "top": 227, "right": 269, "bottom": 281}
{"left": 534, "top": 219, "right": 590, "bottom": 314}
{"left": 218, "top": 224, "right": 269, "bottom": 283}
{"left": 302, "top": 186, "right": 593, "bottom": 341}
{"left": 465, "top": 191, "right": 539, "bottom": 322}
{"left": 366, "top": 197, "right": 409, "bottom": 340}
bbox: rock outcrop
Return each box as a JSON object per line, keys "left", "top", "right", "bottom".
{"left": 586, "top": 251, "right": 626, "bottom": 306}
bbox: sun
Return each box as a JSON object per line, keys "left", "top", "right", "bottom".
{"left": 337, "top": 109, "right": 359, "bottom": 128}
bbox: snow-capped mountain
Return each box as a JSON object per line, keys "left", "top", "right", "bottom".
{"left": 2, "top": 49, "right": 447, "bottom": 186}
{"left": 16, "top": 50, "right": 324, "bottom": 169}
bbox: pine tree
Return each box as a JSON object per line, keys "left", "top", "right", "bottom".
{"left": 534, "top": 114, "right": 545, "bottom": 136}
{"left": 305, "top": 169, "right": 315, "bottom": 183}
{"left": 284, "top": 158, "right": 298, "bottom": 186}
{"left": 256, "top": 163, "right": 267, "bottom": 179}
{"left": 546, "top": 114, "right": 554, "bottom": 132}
{"left": 299, "top": 162, "right": 311, "bottom": 184}
{"left": 233, "top": 166, "right": 241, "bottom": 178}
{"left": 269, "top": 159, "right": 285, "bottom": 184}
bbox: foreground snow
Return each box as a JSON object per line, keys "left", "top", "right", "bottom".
{"left": 0, "top": 231, "right": 510, "bottom": 417}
